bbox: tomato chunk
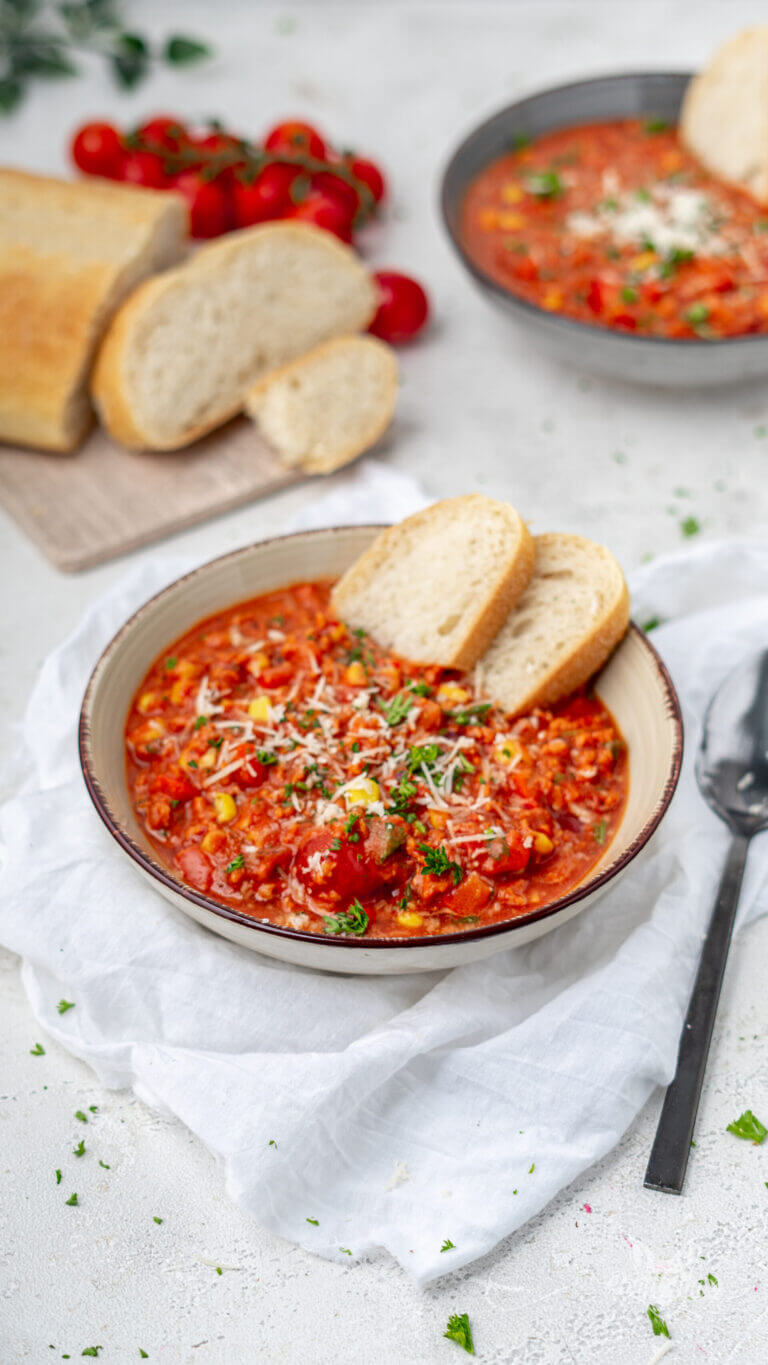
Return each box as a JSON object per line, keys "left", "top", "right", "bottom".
{"left": 177, "top": 846, "right": 213, "bottom": 892}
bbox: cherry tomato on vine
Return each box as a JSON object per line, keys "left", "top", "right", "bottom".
{"left": 135, "top": 115, "right": 188, "bottom": 150}
{"left": 120, "top": 150, "right": 169, "bottom": 189}
{"left": 172, "top": 171, "right": 231, "bottom": 238}
{"left": 348, "top": 155, "right": 386, "bottom": 204}
{"left": 369, "top": 271, "right": 430, "bottom": 343}
{"left": 264, "top": 119, "right": 327, "bottom": 160}
{"left": 290, "top": 190, "right": 354, "bottom": 242}
{"left": 232, "top": 162, "right": 300, "bottom": 227}
{"left": 70, "top": 121, "right": 125, "bottom": 178}
{"left": 311, "top": 169, "right": 359, "bottom": 218}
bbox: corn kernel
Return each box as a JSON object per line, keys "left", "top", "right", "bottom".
{"left": 396, "top": 911, "right": 424, "bottom": 929}
{"left": 343, "top": 777, "right": 381, "bottom": 809}
{"left": 542, "top": 287, "right": 563, "bottom": 312}
{"left": 201, "top": 828, "right": 221, "bottom": 854}
{"left": 501, "top": 183, "right": 524, "bottom": 204}
{"left": 175, "top": 658, "right": 197, "bottom": 678}
{"left": 345, "top": 661, "right": 366, "bottom": 686}
{"left": 532, "top": 831, "right": 554, "bottom": 855}
{"left": 248, "top": 696, "right": 271, "bottom": 722}
{"left": 436, "top": 682, "right": 470, "bottom": 706}
{"left": 630, "top": 250, "right": 656, "bottom": 272}
{"left": 428, "top": 809, "right": 448, "bottom": 830}
{"left": 170, "top": 679, "right": 189, "bottom": 706}
{"left": 213, "top": 792, "right": 237, "bottom": 824}
{"left": 196, "top": 748, "right": 216, "bottom": 771}
{"left": 329, "top": 623, "right": 346, "bottom": 642}
{"left": 137, "top": 692, "right": 157, "bottom": 715}
{"left": 498, "top": 211, "right": 526, "bottom": 230}
{"left": 495, "top": 737, "right": 522, "bottom": 765}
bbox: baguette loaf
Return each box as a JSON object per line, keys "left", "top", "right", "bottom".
{"left": 91, "top": 222, "right": 379, "bottom": 451}
{"left": 331, "top": 495, "right": 534, "bottom": 671}
{"left": 244, "top": 334, "right": 398, "bottom": 473}
{"left": 480, "top": 533, "right": 629, "bottom": 715}
{"left": 0, "top": 168, "right": 187, "bottom": 452}
{"left": 680, "top": 27, "right": 768, "bottom": 203}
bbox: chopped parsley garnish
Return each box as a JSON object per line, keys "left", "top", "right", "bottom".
{"left": 164, "top": 656, "right": 178, "bottom": 670}
{"left": 388, "top": 775, "right": 417, "bottom": 815}
{"left": 81, "top": 1350, "right": 102, "bottom": 1358}
{"left": 73, "top": 1139, "right": 85, "bottom": 1157}
{"left": 140, "top": 1353, "right": 149, "bottom": 1360}
{"left": 98, "top": 1160, "right": 110, "bottom": 1169}
{"left": 306, "top": 1217, "right": 319, "bottom": 1225}
{"left": 511, "top": 132, "right": 530, "bottom": 151}
{"left": 188, "top": 759, "right": 198, "bottom": 768}
{"left": 55, "top": 1169, "right": 62, "bottom": 1184}
{"left": 339, "top": 1246, "right": 352, "bottom": 1255}
{"left": 418, "top": 843, "right": 463, "bottom": 885}
{"left": 323, "top": 900, "right": 369, "bottom": 937}
{"left": 407, "top": 679, "right": 431, "bottom": 696}
{"left": 686, "top": 302, "right": 709, "bottom": 326}
{"left": 74, "top": 1109, "right": 88, "bottom": 1123}
{"left": 621, "top": 286, "right": 638, "bottom": 304}
{"left": 643, "top": 617, "right": 661, "bottom": 632}
{"left": 440, "top": 1238, "right": 455, "bottom": 1253}
{"left": 226, "top": 856, "right": 245, "bottom": 874}
{"left": 153, "top": 1216, "right": 163, "bottom": 1224}
{"left": 330, "top": 837, "right": 342, "bottom": 851}
{"left": 644, "top": 117, "right": 669, "bottom": 134}
{"left": 89, "top": 1106, "right": 98, "bottom": 1113}
{"left": 215, "top": 1266, "right": 222, "bottom": 1275}
{"left": 351, "top": 740, "right": 361, "bottom": 753}
{"left": 525, "top": 169, "right": 564, "bottom": 199}
{"left": 659, "top": 246, "right": 694, "bottom": 278}
{"left": 444, "top": 1312, "right": 474, "bottom": 1354}
{"left": 57, "top": 999, "right": 75, "bottom": 1014}
{"left": 65, "top": 1192, "right": 78, "bottom": 1206}
{"left": 268, "top": 1139, "right": 277, "bottom": 1148}
{"left": 593, "top": 820, "right": 607, "bottom": 845}
{"left": 635, "top": 186, "right": 651, "bottom": 203}
{"left": 407, "top": 743, "right": 442, "bottom": 776}
{"left": 529, "top": 1162, "right": 535, "bottom": 1174}
{"left": 681, "top": 516, "right": 701, "bottom": 537}
{"left": 193, "top": 715, "right": 208, "bottom": 729}
{"left": 726, "top": 1109, "right": 767, "bottom": 1144}
{"left": 30, "top": 1042, "right": 45, "bottom": 1055}
{"left": 208, "top": 735, "right": 224, "bottom": 748}
{"left": 255, "top": 749, "right": 278, "bottom": 765}
{"left": 343, "top": 812, "right": 362, "bottom": 843}
{"left": 452, "top": 703, "right": 491, "bottom": 726}
{"left": 381, "top": 692, "right": 413, "bottom": 726}
{"left": 707, "top": 1273, "right": 718, "bottom": 1286}
{"left": 647, "top": 1304, "right": 670, "bottom": 1339}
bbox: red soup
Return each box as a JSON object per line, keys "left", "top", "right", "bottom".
{"left": 125, "top": 581, "right": 628, "bottom": 939}
{"left": 460, "top": 118, "right": 768, "bottom": 338}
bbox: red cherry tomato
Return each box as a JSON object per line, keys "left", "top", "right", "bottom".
{"left": 264, "top": 119, "right": 327, "bottom": 160}
{"left": 70, "top": 121, "right": 125, "bottom": 179}
{"left": 188, "top": 130, "right": 245, "bottom": 183}
{"left": 294, "top": 829, "right": 385, "bottom": 902}
{"left": 232, "top": 162, "right": 299, "bottom": 227}
{"left": 177, "top": 846, "right": 213, "bottom": 893}
{"left": 369, "top": 271, "right": 430, "bottom": 343}
{"left": 311, "top": 170, "right": 359, "bottom": 217}
{"left": 290, "top": 191, "right": 354, "bottom": 242}
{"left": 121, "top": 151, "right": 169, "bottom": 189}
{"left": 135, "top": 115, "right": 187, "bottom": 150}
{"left": 172, "top": 171, "right": 231, "bottom": 238}
{"left": 152, "top": 772, "right": 197, "bottom": 804}
{"left": 347, "top": 155, "right": 386, "bottom": 204}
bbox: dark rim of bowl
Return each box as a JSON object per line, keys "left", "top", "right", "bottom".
{"left": 440, "top": 69, "right": 768, "bottom": 351}
{"left": 79, "top": 526, "right": 684, "bottom": 951}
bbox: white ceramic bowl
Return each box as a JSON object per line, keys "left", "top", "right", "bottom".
{"left": 80, "top": 527, "right": 683, "bottom": 974}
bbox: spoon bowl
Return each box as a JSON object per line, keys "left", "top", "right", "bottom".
{"left": 696, "top": 650, "right": 768, "bottom": 835}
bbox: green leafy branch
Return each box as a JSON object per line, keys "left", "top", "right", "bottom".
{"left": 0, "top": 0, "right": 210, "bottom": 113}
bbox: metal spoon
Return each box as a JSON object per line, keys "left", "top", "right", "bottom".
{"left": 644, "top": 648, "right": 768, "bottom": 1195}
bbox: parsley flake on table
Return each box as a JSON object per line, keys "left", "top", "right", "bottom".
{"left": 306, "top": 1217, "right": 319, "bottom": 1226}
{"left": 65, "top": 1192, "right": 78, "bottom": 1206}
{"left": 74, "top": 1110, "right": 88, "bottom": 1123}
{"left": 727, "top": 1109, "right": 767, "bottom": 1144}
{"left": 81, "top": 1349, "right": 102, "bottom": 1358}
{"left": 528, "top": 1162, "right": 535, "bottom": 1174}
{"left": 55, "top": 1169, "right": 62, "bottom": 1184}
{"left": 643, "top": 617, "right": 662, "bottom": 633}
{"left": 73, "top": 1139, "right": 85, "bottom": 1157}
{"left": 322, "top": 900, "right": 369, "bottom": 937}
{"left": 140, "top": 1353, "right": 149, "bottom": 1360}
{"left": 680, "top": 515, "right": 701, "bottom": 538}
{"left": 444, "top": 1312, "right": 475, "bottom": 1354}
{"left": 215, "top": 1267, "right": 222, "bottom": 1275}
{"left": 647, "top": 1304, "right": 670, "bottom": 1338}
{"left": 89, "top": 1106, "right": 98, "bottom": 1113}
{"left": 57, "top": 999, "right": 75, "bottom": 1014}
{"left": 99, "top": 1159, "right": 110, "bottom": 1169}
{"left": 440, "top": 1239, "right": 455, "bottom": 1253}
{"left": 30, "top": 1042, "right": 45, "bottom": 1055}
{"left": 268, "top": 1139, "right": 277, "bottom": 1148}
{"left": 339, "top": 1247, "right": 352, "bottom": 1255}
{"left": 152, "top": 1216, "right": 163, "bottom": 1224}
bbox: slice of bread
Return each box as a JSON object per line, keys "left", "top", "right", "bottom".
{"left": 480, "top": 534, "right": 629, "bottom": 715}
{"left": 331, "top": 495, "right": 534, "bottom": 671}
{"left": 91, "top": 222, "right": 379, "bottom": 451}
{"left": 244, "top": 334, "right": 398, "bottom": 473}
{"left": 680, "top": 27, "right": 768, "bottom": 203}
{"left": 0, "top": 168, "right": 187, "bottom": 452}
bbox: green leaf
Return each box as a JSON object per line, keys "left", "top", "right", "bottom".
{"left": 727, "top": 1109, "right": 767, "bottom": 1144}
{"left": 647, "top": 1304, "right": 669, "bottom": 1338}
{"left": 65, "top": 1192, "right": 78, "bottom": 1205}
{"left": 12, "top": 42, "right": 77, "bottom": 78}
{"left": 111, "top": 32, "right": 149, "bottom": 89}
{"left": 323, "top": 900, "right": 369, "bottom": 937}
{"left": 0, "top": 76, "right": 24, "bottom": 114}
{"left": 163, "top": 35, "right": 211, "bottom": 65}
{"left": 440, "top": 1238, "right": 455, "bottom": 1252}
{"left": 57, "top": 999, "right": 75, "bottom": 1014}
{"left": 444, "top": 1313, "right": 474, "bottom": 1354}
{"left": 73, "top": 1139, "right": 86, "bottom": 1157}
{"left": 74, "top": 1109, "right": 88, "bottom": 1123}
{"left": 153, "top": 1215, "right": 163, "bottom": 1224}
{"left": 30, "top": 1042, "right": 45, "bottom": 1055}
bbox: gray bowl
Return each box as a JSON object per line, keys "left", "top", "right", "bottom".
{"left": 441, "top": 72, "right": 768, "bottom": 387}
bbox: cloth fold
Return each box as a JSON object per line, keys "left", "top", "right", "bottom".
{"left": 2, "top": 461, "right": 767, "bottom": 1283}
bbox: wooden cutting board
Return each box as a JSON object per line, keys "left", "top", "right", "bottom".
{"left": 0, "top": 418, "right": 308, "bottom": 572}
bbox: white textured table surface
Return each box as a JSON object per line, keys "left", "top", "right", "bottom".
{"left": 2, "top": 3, "right": 768, "bottom": 1361}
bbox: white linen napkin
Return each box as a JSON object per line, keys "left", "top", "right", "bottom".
{"left": 2, "top": 458, "right": 768, "bottom": 1285}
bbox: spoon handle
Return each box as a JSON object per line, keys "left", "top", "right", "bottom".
{"left": 644, "top": 830, "right": 750, "bottom": 1195}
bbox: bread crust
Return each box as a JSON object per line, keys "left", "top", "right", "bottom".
{"left": 0, "top": 168, "right": 187, "bottom": 452}
{"left": 680, "top": 27, "right": 768, "bottom": 203}
{"left": 482, "top": 533, "right": 630, "bottom": 715}
{"left": 91, "top": 222, "right": 379, "bottom": 452}
{"left": 331, "top": 495, "right": 535, "bottom": 671}
{"left": 244, "top": 334, "right": 398, "bottom": 473}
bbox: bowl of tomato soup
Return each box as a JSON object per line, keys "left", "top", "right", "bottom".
{"left": 79, "top": 526, "right": 682, "bottom": 975}
{"left": 442, "top": 72, "right": 768, "bottom": 385}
